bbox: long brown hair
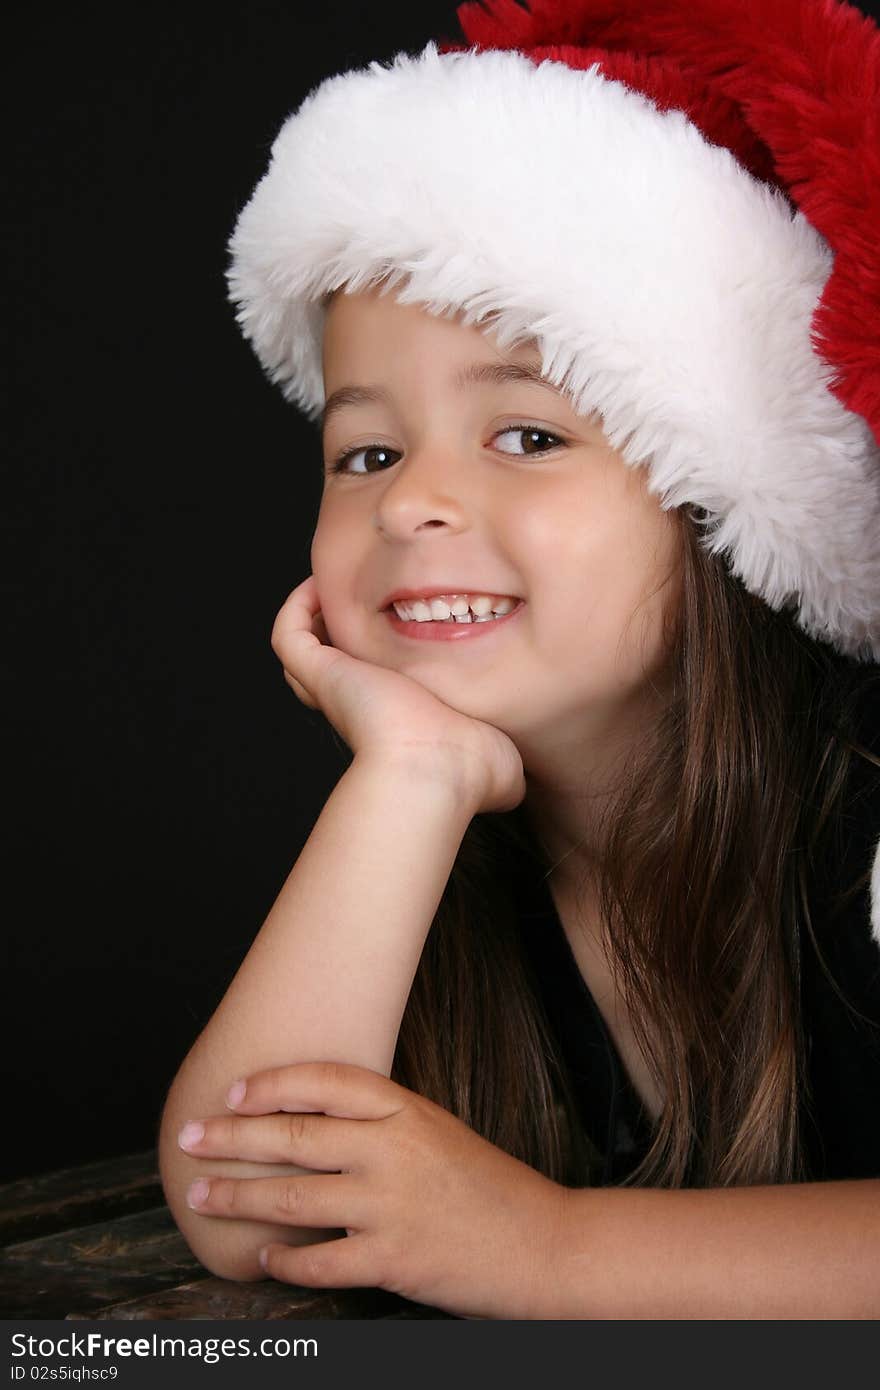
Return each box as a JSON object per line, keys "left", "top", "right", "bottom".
{"left": 390, "top": 502, "right": 880, "bottom": 1188}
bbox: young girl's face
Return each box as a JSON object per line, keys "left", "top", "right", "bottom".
{"left": 312, "top": 285, "right": 682, "bottom": 777}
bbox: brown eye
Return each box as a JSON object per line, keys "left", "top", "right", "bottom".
{"left": 493, "top": 426, "right": 565, "bottom": 457}
{"left": 330, "top": 444, "right": 401, "bottom": 475}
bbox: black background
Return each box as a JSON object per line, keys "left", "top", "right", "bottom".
{"left": 6, "top": 2, "right": 462, "bottom": 1183}
{"left": 5, "top": 1, "right": 879, "bottom": 1184}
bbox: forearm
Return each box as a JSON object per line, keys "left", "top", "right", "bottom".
{"left": 550, "top": 1179, "right": 880, "bottom": 1318}
{"left": 159, "top": 750, "right": 478, "bottom": 1281}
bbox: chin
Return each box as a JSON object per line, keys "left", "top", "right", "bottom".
{"left": 435, "top": 689, "right": 516, "bottom": 735}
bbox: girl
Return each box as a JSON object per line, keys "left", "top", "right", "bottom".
{"left": 158, "top": 0, "right": 880, "bottom": 1317}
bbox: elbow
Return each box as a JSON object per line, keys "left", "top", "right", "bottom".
{"left": 159, "top": 1158, "right": 267, "bottom": 1285}
{"left": 181, "top": 1234, "right": 268, "bottom": 1285}
{"left": 168, "top": 1202, "right": 335, "bottom": 1286}
{"left": 158, "top": 1101, "right": 337, "bottom": 1285}
{"left": 160, "top": 1161, "right": 271, "bottom": 1284}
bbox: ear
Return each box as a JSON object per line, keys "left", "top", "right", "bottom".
{"left": 871, "top": 836, "right": 880, "bottom": 949}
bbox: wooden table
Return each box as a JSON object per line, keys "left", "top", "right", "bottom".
{"left": 0, "top": 1151, "right": 454, "bottom": 1320}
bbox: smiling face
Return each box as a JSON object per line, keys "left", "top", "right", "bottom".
{"left": 312, "top": 283, "right": 683, "bottom": 791}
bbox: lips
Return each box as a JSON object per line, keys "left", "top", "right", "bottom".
{"left": 384, "top": 599, "right": 525, "bottom": 641}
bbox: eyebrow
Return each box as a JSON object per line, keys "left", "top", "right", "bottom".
{"left": 320, "top": 360, "right": 559, "bottom": 436}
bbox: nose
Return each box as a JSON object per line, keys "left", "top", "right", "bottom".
{"left": 373, "top": 443, "right": 471, "bottom": 539}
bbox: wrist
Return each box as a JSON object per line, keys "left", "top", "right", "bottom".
{"left": 353, "top": 744, "right": 485, "bottom": 815}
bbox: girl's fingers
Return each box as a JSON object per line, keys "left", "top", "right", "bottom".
{"left": 282, "top": 668, "right": 319, "bottom": 709}
{"left": 260, "top": 1232, "right": 381, "bottom": 1290}
{"left": 227, "top": 1060, "right": 408, "bottom": 1122}
{"left": 270, "top": 576, "right": 321, "bottom": 658}
{"left": 186, "top": 1172, "right": 364, "bottom": 1231}
{"left": 272, "top": 573, "right": 321, "bottom": 623}
{"left": 178, "top": 1111, "right": 362, "bottom": 1171}
{"left": 272, "top": 584, "right": 343, "bottom": 709}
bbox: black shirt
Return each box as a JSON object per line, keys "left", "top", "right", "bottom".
{"left": 516, "top": 758, "right": 880, "bottom": 1187}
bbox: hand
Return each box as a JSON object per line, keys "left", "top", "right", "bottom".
{"left": 179, "top": 1061, "right": 570, "bottom": 1320}
{"left": 271, "top": 575, "right": 525, "bottom": 812}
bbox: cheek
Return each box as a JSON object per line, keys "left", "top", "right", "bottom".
{"left": 310, "top": 506, "right": 361, "bottom": 593}
{"left": 310, "top": 506, "right": 340, "bottom": 575}
{"left": 308, "top": 519, "right": 367, "bottom": 651}
{"left": 536, "top": 533, "right": 669, "bottom": 689}
{"left": 614, "top": 533, "right": 683, "bottom": 680}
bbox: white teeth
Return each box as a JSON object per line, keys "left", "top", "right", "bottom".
{"left": 391, "top": 593, "right": 519, "bottom": 623}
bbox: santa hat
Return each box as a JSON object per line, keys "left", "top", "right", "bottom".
{"left": 226, "top": 1, "right": 880, "bottom": 924}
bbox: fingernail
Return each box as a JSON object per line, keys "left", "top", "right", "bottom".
{"left": 187, "top": 1179, "right": 210, "bottom": 1209}
{"left": 258, "top": 1246, "right": 269, "bottom": 1270}
{"left": 178, "top": 1122, "right": 205, "bottom": 1150}
{"left": 226, "top": 1079, "right": 247, "bottom": 1108}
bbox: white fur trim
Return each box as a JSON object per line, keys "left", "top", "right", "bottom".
{"left": 228, "top": 42, "right": 880, "bottom": 661}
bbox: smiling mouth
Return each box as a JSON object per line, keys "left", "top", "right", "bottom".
{"left": 384, "top": 599, "right": 525, "bottom": 640}
{"left": 384, "top": 595, "right": 522, "bottom": 622}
